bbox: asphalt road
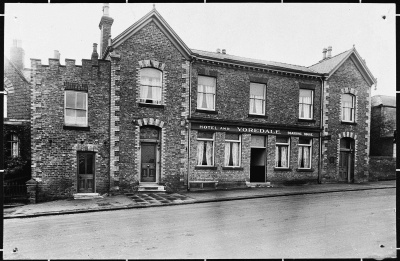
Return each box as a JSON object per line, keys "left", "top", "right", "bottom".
{"left": 4, "top": 188, "right": 396, "bottom": 259}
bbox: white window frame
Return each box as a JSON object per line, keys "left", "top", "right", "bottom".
{"left": 298, "top": 138, "right": 312, "bottom": 169}
{"left": 299, "top": 89, "right": 313, "bottom": 120}
{"left": 64, "top": 90, "right": 88, "bottom": 127}
{"left": 197, "top": 76, "right": 216, "bottom": 111}
{"left": 196, "top": 132, "right": 215, "bottom": 166}
{"left": 342, "top": 93, "right": 355, "bottom": 122}
{"left": 275, "top": 137, "right": 290, "bottom": 168}
{"left": 139, "top": 68, "right": 163, "bottom": 105}
{"left": 249, "top": 82, "right": 266, "bottom": 115}
{"left": 224, "top": 134, "right": 242, "bottom": 167}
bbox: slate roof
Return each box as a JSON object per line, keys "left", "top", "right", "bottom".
{"left": 192, "top": 49, "right": 318, "bottom": 74}
{"left": 308, "top": 49, "right": 353, "bottom": 74}
{"left": 371, "top": 95, "right": 396, "bottom": 107}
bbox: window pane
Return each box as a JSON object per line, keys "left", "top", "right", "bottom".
{"left": 76, "top": 92, "right": 86, "bottom": 109}
{"left": 250, "top": 83, "right": 265, "bottom": 97}
{"left": 86, "top": 154, "right": 94, "bottom": 174}
{"left": 198, "top": 131, "right": 214, "bottom": 139}
{"left": 140, "top": 68, "right": 162, "bottom": 86}
{"left": 276, "top": 136, "right": 289, "bottom": 143}
{"left": 78, "top": 154, "right": 86, "bottom": 174}
{"left": 251, "top": 135, "right": 265, "bottom": 147}
{"left": 65, "top": 91, "right": 76, "bottom": 108}
{"left": 225, "top": 133, "right": 239, "bottom": 140}
{"left": 65, "top": 109, "right": 75, "bottom": 117}
{"left": 198, "top": 76, "right": 216, "bottom": 88}
{"left": 299, "top": 138, "right": 311, "bottom": 145}
{"left": 343, "top": 94, "right": 353, "bottom": 104}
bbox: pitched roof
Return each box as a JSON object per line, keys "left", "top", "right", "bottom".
{"left": 309, "top": 47, "right": 377, "bottom": 86}
{"left": 108, "top": 8, "right": 192, "bottom": 60}
{"left": 4, "top": 57, "right": 30, "bottom": 84}
{"left": 371, "top": 95, "right": 396, "bottom": 107}
{"left": 192, "top": 49, "right": 318, "bottom": 75}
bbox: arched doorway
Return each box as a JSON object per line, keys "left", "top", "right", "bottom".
{"left": 339, "top": 138, "right": 355, "bottom": 183}
{"left": 140, "top": 126, "right": 161, "bottom": 183}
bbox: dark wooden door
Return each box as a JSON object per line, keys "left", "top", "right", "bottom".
{"left": 141, "top": 143, "right": 156, "bottom": 182}
{"left": 78, "top": 152, "right": 95, "bottom": 193}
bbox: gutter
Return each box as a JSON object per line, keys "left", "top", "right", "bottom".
{"left": 318, "top": 76, "right": 326, "bottom": 184}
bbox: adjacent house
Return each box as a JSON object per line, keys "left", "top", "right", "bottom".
{"left": 27, "top": 4, "right": 378, "bottom": 201}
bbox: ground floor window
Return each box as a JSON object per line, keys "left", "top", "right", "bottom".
{"left": 197, "top": 131, "right": 214, "bottom": 166}
{"left": 224, "top": 134, "right": 241, "bottom": 167}
{"left": 6, "top": 133, "right": 19, "bottom": 158}
{"left": 275, "top": 137, "right": 290, "bottom": 168}
{"left": 298, "top": 138, "right": 312, "bottom": 169}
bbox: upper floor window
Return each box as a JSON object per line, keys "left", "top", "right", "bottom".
{"left": 342, "top": 94, "right": 355, "bottom": 122}
{"left": 298, "top": 138, "right": 312, "bottom": 169}
{"left": 249, "top": 83, "right": 266, "bottom": 115}
{"left": 65, "top": 90, "right": 88, "bottom": 127}
{"left": 299, "top": 89, "right": 313, "bottom": 119}
{"left": 275, "top": 137, "right": 290, "bottom": 168}
{"left": 197, "top": 76, "right": 216, "bottom": 111}
{"left": 6, "top": 133, "right": 19, "bottom": 158}
{"left": 196, "top": 131, "right": 214, "bottom": 166}
{"left": 225, "top": 134, "right": 241, "bottom": 167}
{"left": 140, "top": 68, "right": 163, "bottom": 104}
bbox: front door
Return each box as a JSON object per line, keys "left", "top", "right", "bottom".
{"left": 78, "top": 152, "right": 95, "bottom": 193}
{"left": 250, "top": 135, "right": 267, "bottom": 183}
{"left": 339, "top": 138, "right": 355, "bottom": 183}
{"left": 141, "top": 143, "right": 157, "bottom": 182}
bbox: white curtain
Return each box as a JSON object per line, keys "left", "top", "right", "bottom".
{"left": 197, "top": 141, "right": 204, "bottom": 165}
{"left": 205, "top": 86, "right": 214, "bottom": 109}
{"left": 224, "top": 143, "right": 231, "bottom": 166}
{"left": 343, "top": 107, "right": 351, "bottom": 121}
{"left": 299, "top": 96, "right": 312, "bottom": 118}
{"left": 303, "top": 147, "right": 310, "bottom": 168}
{"left": 12, "top": 135, "right": 19, "bottom": 157}
{"left": 197, "top": 85, "right": 204, "bottom": 108}
{"left": 250, "top": 97, "right": 263, "bottom": 114}
{"left": 342, "top": 94, "right": 353, "bottom": 121}
{"left": 232, "top": 142, "right": 239, "bottom": 166}
{"left": 206, "top": 141, "right": 213, "bottom": 165}
{"left": 281, "top": 146, "right": 288, "bottom": 167}
{"left": 140, "top": 77, "right": 149, "bottom": 100}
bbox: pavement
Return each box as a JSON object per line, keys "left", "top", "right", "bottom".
{"left": 3, "top": 180, "right": 396, "bottom": 219}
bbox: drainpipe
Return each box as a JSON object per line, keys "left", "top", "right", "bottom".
{"left": 187, "top": 58, "right": 194, "bottom": 191}
{"left": 318, "top": 76, "right": 326, "bottom": 184}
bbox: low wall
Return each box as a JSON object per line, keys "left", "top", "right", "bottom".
{"left": 369, "top": 156, "right": 396, "bottom": 181}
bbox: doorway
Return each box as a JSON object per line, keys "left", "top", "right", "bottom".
{"left": 339, "top": 138, "right": 355, "bottom": 183}
{"left": 250, "top": 135, "right": 267, "bottom": 182}
{"left": 77, "top": 152, "right": 95, "bottom": 193}
{"left": 140, "top": 126, "right": 160, "bottom": 183}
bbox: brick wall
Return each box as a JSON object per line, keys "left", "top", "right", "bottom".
{"left": 112, "top": 21, "right": 189, "bottom": 191}
{"left": 30, "top": 57, "right": 111, "bottom": 199}
{"left": 369, "top": 156, "right": 396, "bottom": 181}
{"left": 370, "top": 106, "right": 396, "bottom": 156}
{"left": 322, "top": 58, "right": 371, "bottom": 183}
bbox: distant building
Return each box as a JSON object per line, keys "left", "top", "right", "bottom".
{"left": 369, "top": 95, "right": 396, "bottom": 180}
{"left": 27, "top": 4, "right": 378, "bottom": 201}
{"left": 3, "top": 39, "right": 31, "bottom": 184}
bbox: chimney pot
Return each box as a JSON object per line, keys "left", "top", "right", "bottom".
{"left": 103, "top": 3, "right": 110, "bottom": 17}
{"left": 322, "top": 48, "right": 327, "bottom": 60}
{"left": 222, "top": 49, "right": 226, "bottom": 54}
{"left": 327, "top": 46, "right": 332, "bottom": 58}
{"left": 54, "top": 50, "right": 60, "bottom": 60}
{"left": 216, "top": 48, "right": 221, "bottom": 53}
{"left": 91, "top": 43, "right": 99, "bottom": 64}
{"left": 10, "top": 39, "right": 25, "bottom": 70}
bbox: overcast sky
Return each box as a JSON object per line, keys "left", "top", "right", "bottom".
{"left": 4, "top": 3, "right": 395, "bottom": 97}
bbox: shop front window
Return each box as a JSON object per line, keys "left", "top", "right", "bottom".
{"left": 275, "top": 137, "right": 290, "bottom": 168}
{"left": 298, "top": 138, "right": 312, "bottom": 169}
{"left": 196, "top": 131, "right": 214, "bottom": 166}
{"left": 224, "top": 134, "right": 241, "bottom": 167}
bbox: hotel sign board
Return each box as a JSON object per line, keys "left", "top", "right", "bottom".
{"left": 191, "top": 123, "right": 320, "bottom": 138}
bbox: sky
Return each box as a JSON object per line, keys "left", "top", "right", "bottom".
{"left": 4, "top": 3, "right": 396, "bottom": 97}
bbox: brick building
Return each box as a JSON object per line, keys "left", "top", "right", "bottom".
{"left": 28, "top": 5, "right": 378, "bottom": 199}
{"left": 369, "top": 95, "right": 396, "bottom": 180}
{"left": 3, "top": 40, "right": 31, "bottom": 183}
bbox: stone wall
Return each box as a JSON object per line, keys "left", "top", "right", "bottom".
{"left": 369, "top": 156, "right": 396, "bottom": 181}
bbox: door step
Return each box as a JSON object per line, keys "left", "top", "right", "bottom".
{"left": 246, "top": 182, "right": 273, "bottom": 188}
{"left": 73, "top": 193, "right": 103, "bottom": 199}
{"left": 137, "top": 184, "right": 166, "bottom": 193}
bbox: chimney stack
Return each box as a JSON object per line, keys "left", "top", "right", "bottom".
{"left": 10, "top": 39, "right": 25, "bottom": 70}
{"left": 216, "top": 48, "right": 221, "bottom": 53}
{"left": 91, "top": 43, "right": 99, "bottom": 65}
{"left": 222, "top": 49, "right": 226, "bottom": 54}
{"left": 99, "top": 3, "right": 114, "bottom": 58}
{"left": 322, "top": 48, "right": 327, "bottom": 60}
{"left": 327, "top": 46, "right": 332, "bottom": 58}
{"left": 54, "top": 50, "right": 60, "bottom": 60}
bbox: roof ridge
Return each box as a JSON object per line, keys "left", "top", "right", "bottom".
{"left": 308, "top": 48, "right": 353, "bottom": 68}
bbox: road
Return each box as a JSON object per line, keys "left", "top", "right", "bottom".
{"left": 4, "top": 188, "right": 396, "bottom": 259}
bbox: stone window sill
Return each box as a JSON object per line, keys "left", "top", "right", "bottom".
{"left": 63, "top": 125, "right": 90, "bottom": 131}
{"left": 341, "top": 121, "right": 357, "bottom": 125}
{"left": 138, "top": 103, "right": 165, "bottom": 109}
{"left": 273, "top": 167, "right": 292, "bottom": 171}
{"left": 298, "top": 118, "right": 316, "bottom": 123}
{"left": 195, "top": 166, "right": 217, "bottom": 170}
{"left": 222, "top": 167, "right": 244, "bottom": 170}
{"left": 296, "top": 168, "right": 315, "bottom": 172}
{"left": 248, "top": 114, "right": 268, "bottom": 119}
{"left": 195, "top": 109, "right": 218, "bottom": 114}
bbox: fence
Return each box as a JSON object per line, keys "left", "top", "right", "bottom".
{"left": 4, "top": 180, "right": 28, "bottom": 203}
